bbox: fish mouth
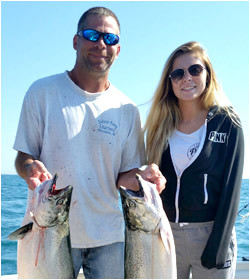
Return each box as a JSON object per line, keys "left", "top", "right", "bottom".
{"left": 49, "top": 185, "right": 73, "bottom": 196}
{"left": 123, "top": 187, "right": 144, "bottom": 198}
{"left": 48, "top": 174, "right": 59, "bottom": 195}
{"left": 119, "top": 174, "right": 144, "bottom": 198}
{"left": 48, "top": 174, "right": 73, "bottom": 196}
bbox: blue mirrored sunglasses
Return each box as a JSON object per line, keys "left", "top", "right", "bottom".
{"left": 77, "top": 29, "right": 120, "bottom": 46}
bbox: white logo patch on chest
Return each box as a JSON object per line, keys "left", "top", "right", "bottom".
{"left": 208, "top": 131, "right": 227, "bottom": 143}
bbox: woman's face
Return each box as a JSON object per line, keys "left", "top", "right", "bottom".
{"left": 170, "top": 53, "right": 207, "bottom": 103}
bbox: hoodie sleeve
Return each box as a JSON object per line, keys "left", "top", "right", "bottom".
{"left": 201, "top": 119, "right": 244, "bottom": 269}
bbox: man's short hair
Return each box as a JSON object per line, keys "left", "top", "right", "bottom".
{"left": 77, "top": 7, "right": 120, "bottom": 33}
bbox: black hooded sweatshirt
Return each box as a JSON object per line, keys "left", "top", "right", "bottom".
{"left": 160, "top": 106, "right": 244, "bottom": 269}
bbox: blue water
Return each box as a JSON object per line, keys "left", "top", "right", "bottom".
{"left": 1, "top": 175, "right": 249, "bottom": 275}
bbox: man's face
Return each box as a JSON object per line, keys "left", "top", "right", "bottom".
{"left": 74, "top": 14, "right": 120, "bottom": 75}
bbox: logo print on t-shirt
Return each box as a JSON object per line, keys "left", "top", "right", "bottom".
{"left": 187, "top": 143, "right": 199, "bottom": 160}
{"left": 97, "top": 119, "right": 118, "bottom": 136}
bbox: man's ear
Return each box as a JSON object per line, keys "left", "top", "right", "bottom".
{"left": 115, "top": 44, "right": 121, "bottom": 58}
{"left": 73, "top": 35, "right": 78, "bottom": 51}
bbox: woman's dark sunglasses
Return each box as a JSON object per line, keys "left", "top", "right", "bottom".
{"left": 77, "top": 29, "right": 120, "bottom": 46}
{"left": 169, "top": 64, "right": 206, "bottom": 82}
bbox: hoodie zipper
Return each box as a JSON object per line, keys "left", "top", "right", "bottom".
{"left": 203, "top": 174, "right": 208, "bottom": 204}
{"left": 175, "top": 176, "right": 181, "bottom": 223}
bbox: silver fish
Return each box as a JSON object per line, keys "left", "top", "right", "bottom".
{"left": 8, "top": 174, "right": 75, "bottom": 279}
{"left": 119, "top": 174, "right": 177, "bottom": 279}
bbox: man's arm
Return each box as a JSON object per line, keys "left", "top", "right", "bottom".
{"left": 117, "top": 164, "right": 166, "bottom": 194}
{"left": 15, "top": 151, "right": 52, "bottom": 190}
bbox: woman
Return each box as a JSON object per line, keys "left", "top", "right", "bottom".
{"left": 144, "top": 41, "right": 244, "bottom": 279}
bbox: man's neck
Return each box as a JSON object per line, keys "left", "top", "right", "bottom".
{"left": 68, "top": 68, "right": 110, "bottom": 93}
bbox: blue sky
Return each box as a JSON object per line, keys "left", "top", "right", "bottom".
{"left": 1, "top": 1, "right": 249, "bottom": 178}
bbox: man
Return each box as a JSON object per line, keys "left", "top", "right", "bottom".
{"left": 14, "top": 7, "right": 165, "bottom": 279}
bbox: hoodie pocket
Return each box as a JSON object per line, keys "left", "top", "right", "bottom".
{"left": 203, "top": 174, "right": 208, "bottom": 204}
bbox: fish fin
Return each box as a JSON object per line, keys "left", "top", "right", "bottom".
{"left": 8, "top": 222, "right": 33, "bottom": 240}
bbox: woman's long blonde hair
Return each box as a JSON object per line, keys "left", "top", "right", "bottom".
{"left": 144, "top": 41, "right": 239, "bottom": 166}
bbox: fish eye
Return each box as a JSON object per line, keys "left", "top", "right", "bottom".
{"left": 128, "top": 201, "right": 136, "bottom": 208}
{"left": 56, "top": 199, "right": 64, "bottom": 205}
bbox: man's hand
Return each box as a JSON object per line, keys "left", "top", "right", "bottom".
{"left": 117, "top": 164, "right": 166, "bottom": 194}
{"left": 138, "top": 164, "right": 166, "bottom": 194}
{"left": 15, "top": 152, "right": 52, "bottom": 190}
{"left": 24, "top": 160, "right": 52, "bottom": 190}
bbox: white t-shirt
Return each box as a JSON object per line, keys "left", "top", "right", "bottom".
{"left": 169, "top": 122, "right": 207, "bottom": 176}
{"left": 14, "top": 71, "right": 145, "bottom": 248}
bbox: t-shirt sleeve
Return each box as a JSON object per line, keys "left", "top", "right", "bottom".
{"left": 13, "top": 84, "right": 43, "bottom": 159}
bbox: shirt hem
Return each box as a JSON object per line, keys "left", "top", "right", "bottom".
{"left": 71, "top": 237, "right": 125, "bottom": 249}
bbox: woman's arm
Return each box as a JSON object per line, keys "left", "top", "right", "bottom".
{"left": 201, "top": 123, "right": 244, "bottom": 269}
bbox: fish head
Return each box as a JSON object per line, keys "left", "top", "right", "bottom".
{"left": 119, "top": 175, "right": 161, "bottom": 232}
{"left": 31, "top": 174, "right": 73, "bottom": 228}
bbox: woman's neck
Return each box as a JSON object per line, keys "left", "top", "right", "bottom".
{"left": 178, "top": 100, "right": 208, "bottom": 134}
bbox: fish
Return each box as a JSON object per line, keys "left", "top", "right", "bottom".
{"left": 119, "top": 174, "right": 177, "bottom": 279}
{"left": 8, "top": 174, "right": 75, "bottom": 279}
